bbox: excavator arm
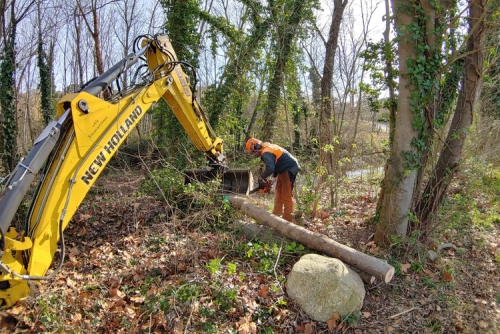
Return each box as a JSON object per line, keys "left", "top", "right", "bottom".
{"left": 0, "top": 34, "right": 251, "bottom": 308}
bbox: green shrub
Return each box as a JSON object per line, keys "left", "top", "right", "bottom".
{"left": 377, "top": 112, "right": 390, "bottom": 123}
{"left": 139, "top": 168, "right": 185, "bottom": 200}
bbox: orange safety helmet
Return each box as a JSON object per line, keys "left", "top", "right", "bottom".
{"left": 246, "top": 138, "right": 262, "bottom": 153}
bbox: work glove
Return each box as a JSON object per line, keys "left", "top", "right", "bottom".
{"left": 258, "top": 178, "right": 273, "bottom": 194}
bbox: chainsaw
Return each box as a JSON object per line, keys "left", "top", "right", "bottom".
{"left": 249, "top": 179, "right": 273, "bottom": 194}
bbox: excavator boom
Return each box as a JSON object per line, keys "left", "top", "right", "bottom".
{"left": 0, "top": 34, "right": 252, "bottom": 308}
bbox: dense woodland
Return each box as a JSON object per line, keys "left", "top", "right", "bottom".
{"left": 0, "top": 0, "right": 499, "bottom": 333}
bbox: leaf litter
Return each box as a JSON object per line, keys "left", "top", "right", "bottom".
{"left": 0, "top": 168, "right": 498, "bottom": 333}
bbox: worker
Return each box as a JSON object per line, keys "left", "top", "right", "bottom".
{"left": 246, "top": 138, "right": 301, "bottom": 222}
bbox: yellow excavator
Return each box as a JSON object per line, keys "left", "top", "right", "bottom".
{"left": 0, "top": 34, "right": 253, "bottom": 308}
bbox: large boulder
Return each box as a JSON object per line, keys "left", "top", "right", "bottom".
{"left": 286, "top": 254, "right": 366, "bottom": 322}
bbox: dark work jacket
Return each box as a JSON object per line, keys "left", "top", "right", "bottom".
{"left": 260, "top": 146, "right": 301, "bottom": 179}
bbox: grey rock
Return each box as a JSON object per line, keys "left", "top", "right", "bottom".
{"left": 427, "top": 250, "right": 439, "bottom": 261}
{"left": 286, "top": 254, "right": 365, "bottom": 322}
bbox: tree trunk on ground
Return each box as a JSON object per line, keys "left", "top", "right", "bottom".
{"left": 416, "top": 0, "right": 487, "bottom": 227}
{"left": 228, "top": 195, "right": 395, "bottom": 283}
{"left": 375, "top": 0, "right": 420, "bottom": 245}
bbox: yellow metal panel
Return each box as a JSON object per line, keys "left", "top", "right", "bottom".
{"left": 27, "top": 81, "right": 167, "bottom": 277}
{"left": 146, "top": 35, "right": 224, "bottom": 159}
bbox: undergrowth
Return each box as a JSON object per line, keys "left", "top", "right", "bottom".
{"left": 6, "top": 155, "right": 500, "bottom": 333}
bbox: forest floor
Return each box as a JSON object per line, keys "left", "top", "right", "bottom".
{"left": 1, "top": 162, "right": 499, "bottom": 334}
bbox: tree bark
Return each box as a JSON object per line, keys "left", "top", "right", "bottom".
{"left": 73, "top": 7, "right": 84, "bottom": 88}
{"left": 416, "top": 0, "right": 487, "bottom": 226}
{"left": 228, "top": 195, "right": 395, "bottom": 283}
{"left": 201, "top": 0, "right": 269, "bottom": 132}
{"left": 0, "top": 0, "right": 6, "bottom": 40}
{"left": 375, "top": 0, "right": 420, "bottom": 245}
{"left": 374, "top": 0, "right": 397, "bottom": 218}
{"left": 318, "top": 0, "right": 348, "bottom": 175}
{"left": 77, "top": 0, "right": 105, "bottom": 77}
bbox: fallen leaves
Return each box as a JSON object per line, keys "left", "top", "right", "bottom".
{"left": 69, "top": 246, "right": 80, "bottom": 256}
{"left": 401, "top": 263, "right": 411, "bottom": 274}
{"left": 4, "top": 169, "right": 498, "bottom": 334}
{"left": 442, "top": 271, "right": 453, "bottom": 282}
{"left": 326, "top": 312, "right": 339, "bottom": 330}
{"left": 364, "top": 240, "right": 381, "bottom": 255}
{"left": 8, "top": 304, "right": 24, "bottom": 316}
{"left": 66, "top": 277, "right": 78, "bottom": 289}
{"left": 257, "top": 285, "right": 269, "bottom": 298}
{"left": 295, "top": 322, "right": 315, "bottom": 334}
{"left": 236, "top": 316, "right": 257, "bottom": 334}
{"left": 477, "top": 320, "right": 488, "bottom": 329}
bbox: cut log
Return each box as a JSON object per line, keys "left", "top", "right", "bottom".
{"left": 348, "top": 266, "right": 376, "bottom": 285}
{"left": 227, "top": 195, "right": 395, "bottom": 283}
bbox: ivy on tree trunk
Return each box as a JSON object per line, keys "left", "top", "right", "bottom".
{"left": 0, "top": 29, "right": 17, "bottom": 172}
{"left": 261, "top": 0, "right": 311, "bottom": 142}
{"left": 38, "top": 38, "right": 55, "bottom": 125}
{"left": 415, "top": 0, "right": 487, "bottom": 228}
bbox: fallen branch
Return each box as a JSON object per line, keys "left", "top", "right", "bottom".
{"left": 227, "top": 195, "right": 395, "bottom": 283}
{"left": 389, "top": 306, "right": 419, "bottom": 319}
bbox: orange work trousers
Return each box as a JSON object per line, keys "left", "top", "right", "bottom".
{"left": 272, "top": 172, "right": 294, "bottom": 222}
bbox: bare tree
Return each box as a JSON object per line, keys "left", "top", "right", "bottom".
{"left": 318, "top": 0, "right": 348, "bottom": 177}
{"left": 77, "top": 0, "right": 104, "bottom": 76}
{"left": 113, "top": 0, "right": 140, "bottom": 87}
